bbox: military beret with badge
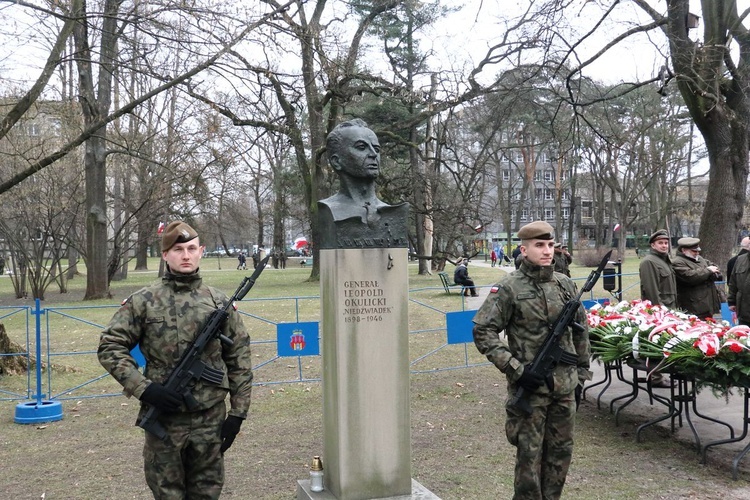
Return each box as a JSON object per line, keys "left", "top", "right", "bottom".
{"left": 161, "top": 221, "right": 199, "bottom": 251}
{"left": 517, "top": 220, "right": 554, "bottom": 241}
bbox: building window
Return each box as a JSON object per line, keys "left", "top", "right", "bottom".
{"left": 544, "top": 170, "right": 554, "bottom": 182}
{"left": 581, "top": 200, "right": 593, "bottom": 219}
{"left": 544, "top": 189, "right": 554, "bottom": 200}
{"left": 27, "top": 123, "right": 40, "bottom": 136}
{"left": 561, "top": 190, "right": 570, "bottom": 200}
{"left": 520, "top": 209, "right": 529, "bottom": 221}
{"left": 545, "top": 208, "right": 555, "bottom": 220}
{"left": 503, "top": 169, "right": 511, "bottom": 181}
{"left": 562, "top": 207, "right": 570, "bottom": 219}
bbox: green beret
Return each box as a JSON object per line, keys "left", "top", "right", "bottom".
{"left": 517, "top": 221, "right": 554, "bottom": 241}
{"left": 162, "top": 221, "right": 199, "bottom": 251}
{"left": 677, "top": 237, "right": 700, "bottom": 249}
{"left": 649, "top": 229, "right": 669, "bottom": 244}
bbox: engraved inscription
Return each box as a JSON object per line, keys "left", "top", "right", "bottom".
{"left": 342, "top": 280, "right": 392, "bottom": 322}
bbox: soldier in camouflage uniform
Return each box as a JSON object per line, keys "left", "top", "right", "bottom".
{"left": 98, "top": 221, "right": 253, "bottom": 500}
{"left": 472, "top": 220, "right": 591, "bottom": 500}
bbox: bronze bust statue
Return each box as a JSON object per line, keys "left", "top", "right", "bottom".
{"left": 318, "top": 119, "right": 408, "bottom": 249}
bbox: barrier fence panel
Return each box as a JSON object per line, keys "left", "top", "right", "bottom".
{"left": 0, "top": 286, "right": 532, "bottom": 404}
{"left": 0, "top": 306, "right": 31, "bottom": 401}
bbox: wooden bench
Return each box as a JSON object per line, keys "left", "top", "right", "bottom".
{"left": 438, "top": 271, "right": 465, "bottom": 295}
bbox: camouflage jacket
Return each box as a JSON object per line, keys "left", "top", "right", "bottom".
{"left": 639, "top": 249, "right": 677, "bottom": 308}
{"left": 472, "top": 260, "right": 592, "bottom": 396}
{"left": 98, "top": 271, "right": 253, "bottom": 419}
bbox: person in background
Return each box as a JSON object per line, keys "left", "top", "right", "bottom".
{"left": 512, "top": 244, "right": 522, "bottom": 269}
{"left": 98, "top": 221, "right": 254, "bottom": 499}
{"left": 472, "top": 220, "right": 590, "bottom": 500}
{"left": 553, "top": 243, "right": 572, "bottom": 277}
{"left": 727, "top": 236, "right": 750, "bottom": 280}
{"left": 638, "top": 229, "right": 676, "bottom": 388}
{"left": 672, "top": 237, "right": 721, "bottom": 319}
{"left": 728, "top": 245, "right": 750, "bottom": 326}
{"left": 491, "top": 248, "right": 498, "bottom": 267}
{"left": 454, "top": 258, "right": 479, "bottom": 297}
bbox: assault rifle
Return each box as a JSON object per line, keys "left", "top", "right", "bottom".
{"left": 139, "top": 254, "right": 270, "bottom": 440}
{"left": 507, "top": 250, "right": 613, "bottom": 415}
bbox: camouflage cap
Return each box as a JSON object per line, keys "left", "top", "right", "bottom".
{"left": 554, "top": 242, "right": 562, "bottom": 249}
{"left": 649, "top": 229, "right": 669, "bottom": 244}
{"left": 161, "top": 221, "right": 199, "bottom": 251}
{"left": 677, "top": 237, "right": 700, "bottom": 249}
{"left": 517, "top": 220, "right": 554, "bottom": 241}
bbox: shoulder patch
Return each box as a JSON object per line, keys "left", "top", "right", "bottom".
{"left": 490, "top": 285, "right": 499, "bottom": 293}
{"left": 121, "top": 295, "right": 132, "bottom": 306}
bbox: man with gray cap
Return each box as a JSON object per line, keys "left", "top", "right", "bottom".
{"left": 673, "top": 237, "right": 721, "bottom": 319}
{"left": 472, "top": 220, "right": 591, "bottom": 499}
{"left": 639, "top": 229, "right": 677, "bottom": 309}
{"left": 638, "top": 229, "right": 676, "bottom": 388}
{"left": 98, "top": 221, "right": 254, "bottom": 499}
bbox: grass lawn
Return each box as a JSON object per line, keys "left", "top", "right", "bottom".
{"left": 3, "top": 250, "right": 748, "bottom": 498}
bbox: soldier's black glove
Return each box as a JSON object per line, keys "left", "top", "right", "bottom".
{"left": 220, "top": 415, "right": 244, "bottom": 453}
{"left": 575, "top": 384, "right": 583, "bottom": 410}
{"left": 517, "top": 365, "right": 545, "bottom": 391}
{"left": 140, "top": 382, "right": 183, "bottom": 413}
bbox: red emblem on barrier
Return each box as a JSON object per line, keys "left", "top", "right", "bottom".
{"left": 290, "top": 330, "right": 306, "bottom": 351}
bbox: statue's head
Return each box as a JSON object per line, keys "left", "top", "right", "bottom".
{"left": 326, "top": 119, "right": 380, "bottom": 181}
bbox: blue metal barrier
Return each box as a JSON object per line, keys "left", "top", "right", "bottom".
{"left": 1, "top": 286, "right": 489, "bottom": 405}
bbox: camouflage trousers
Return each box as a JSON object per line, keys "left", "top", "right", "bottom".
{"left": 143, "top": 400, "right": 226, "bottom": 499}
{"left": 505, "top": 390, "right": 576, "bottom": 500}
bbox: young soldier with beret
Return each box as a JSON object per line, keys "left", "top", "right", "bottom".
{"left": 98, "top": 221, "right": 254, "bottom": 499}
{"left": 472, "top": 220, "right": 591, "bottom": 500}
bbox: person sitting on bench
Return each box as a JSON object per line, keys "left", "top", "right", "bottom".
{"left": 454, "top": 259, "right": 478, "bottom": 297}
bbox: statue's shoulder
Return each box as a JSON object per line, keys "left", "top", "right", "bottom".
{"left": 318, "top": 195, "right": 366, "bottom": 222}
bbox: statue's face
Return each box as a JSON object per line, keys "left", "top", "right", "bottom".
{"left": 331, "top": 126, "right": 380, "bottom": 180}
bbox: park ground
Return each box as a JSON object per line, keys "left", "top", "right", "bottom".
{"left": 2, "top": 252, "right": 750, "bottom": 498}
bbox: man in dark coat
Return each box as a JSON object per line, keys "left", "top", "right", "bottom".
{"left": 727, "top": 237, "right": 750, "bottom": 280}
{"left": 639, "top": 229, "right": 677, "bottom": 309}
{"left": 672, "top": 237, "right": 721, "bottom": 319}
{"left": 454, "top": 259, "right": 478, "bottom": 297}
{"left": 553, "top": 243, "right": 572, "bottom": 277}
{"left": 638, "top": 229, "right": 676, "bottom": 388}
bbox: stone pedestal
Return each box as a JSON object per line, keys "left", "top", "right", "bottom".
{"left": 297, "top": 479, "right": 441, "bottom": 500}
{"left": 319, "top": 247, "right": 410, "bottom": 500}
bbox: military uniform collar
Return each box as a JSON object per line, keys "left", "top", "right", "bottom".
{"left": 163, "top": 268, "right": 202, "bottom": 291}
{"left": 519, "top": 259, "right": 555, "bottom": 282}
